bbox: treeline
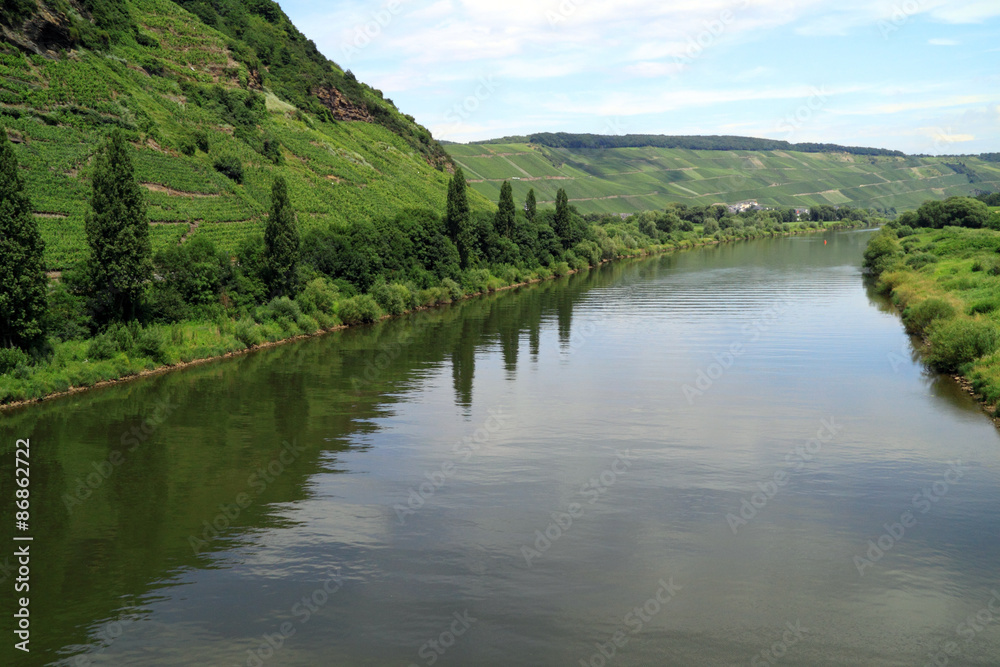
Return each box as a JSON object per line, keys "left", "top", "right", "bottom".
{"left": 509, "top": 133, "right": 905, "bottom": 156}
{"left": 0, "top": 129, "right": 704, "bottom": 400}
{"left": 976, "top": 191, "right": 1000, "bottom": 206}
{"left": 895, "top": 196, "right": 994, "bottom": 231}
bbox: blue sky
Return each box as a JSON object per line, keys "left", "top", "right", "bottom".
{"left": 278, "top": 0, "right": 1000, "bottom": 154}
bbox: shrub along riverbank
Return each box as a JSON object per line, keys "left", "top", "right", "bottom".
{"left": 863, "top": 198, "right": 1000, "bottom": 413}
{"left": 0, "top": 219, "right": 862, "bottom": 407}
{"left": 0, "top": 128, "right": 872, "bottom": 406}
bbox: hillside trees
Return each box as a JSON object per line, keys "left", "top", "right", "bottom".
{"left": 496, "top": 180, "right": 516, "bottom": 238}
{"left": 264, "top": 176, "right": 300, "bottom": 298}
{"left": 446, "top": 168, "right": 475, "bottom": 267}
{"left": 554, "top": 188, "right": 571, "bottom": 247}
{"left": 0, "top": 131, "right": 48, "bottom": 350}
{"left": 84, "top": 130, "right": 153, "bottom": 323}
{"left": 525, "top": 189, "right": 537, "bottom": 222}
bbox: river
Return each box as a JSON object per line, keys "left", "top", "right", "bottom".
{"left": 2, "top": 230, "right": 999, "bottom": 666}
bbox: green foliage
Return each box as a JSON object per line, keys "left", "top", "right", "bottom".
{"left": 296, "top": 277, "right": 339, "bottom": 316}
{"left": 525, "top": 188, "right": 536, "bottom": 222}
{"left": 264, "top": 176, "right": 299, "bottom": 297}
{"left": 911, "top": 196, "right": 990, "bottom": 229}
{"left": 554, "top": 188, "right": 571, "bottom": 247}
{"left": 84, "top": 130, "right": 153, "bottom": 322}
{"left": 213, "top": 155, "right": 244, "bottom": 183}
{"left": 0, "top": 0, "right": 36, "bottom": 27}
{"left": 234, "top": 317, "right": 262, "bottom": 347}
{"left": 0, "top": 130, "right": 48, "bottom": 349}
{"left": 862, "top": 231, "right": 902, "bottom": 277}
{"left": 904, "top": 252, "right": 938, "bottom": 269}
{"left": 371, "top": 281, "right": 413, "bottom": 315}
{"left": 0, "top": 346, "right": 32, "bottom": 375}
{"left": 446, "top": 168, "right": 474, "bottom": 267}
{"left": 901, "top": 298, "right": 956, "bottom": 335}
{"left": 495, "top": 180, "right": 516, "bottom": 237}
{"left": 927, "top": 318, "right": 1000, "bottom": 372}
{"left": 338, "top": 294, "right": 382, "bottom": 325}
{"left": 154, "top": 236, "right": 231, "bottom": 306}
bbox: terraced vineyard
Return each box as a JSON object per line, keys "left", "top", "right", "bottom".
{"left": 1, "top": 0, "right": 468, "bottom": 268}
{"left": 447, "top": 142, "right": 1000, "bottom": 214}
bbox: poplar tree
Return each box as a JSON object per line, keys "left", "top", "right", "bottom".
{"left": 554, "top": 187, "right": 571, "bottom": 247}
{"left": 525, "top": 188, "right": 536, "bottom": 222}
{"left": 446, "top": 167, "right": 473, "bottom": 267}
{"left": 0, "top": 130, "right": 48, "bottom": 349}
{"left": 264, "top": 175, "right": 300, "bottom": 298}
{"left": 495, "top": 180, "right": 515, "bottom": 237}
{"left": 85, "top": 129, "right": 152, "bottom": 322}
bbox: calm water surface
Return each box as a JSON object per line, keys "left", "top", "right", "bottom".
{"left": 2, "top": 230, "right": 999, "bottom": 666}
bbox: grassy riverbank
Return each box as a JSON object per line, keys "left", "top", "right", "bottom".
{"left": 0, "top": 220, "right": 859, "bottom": 408}
{"left": 865, "top": 219, "right": 1000, "bottom": 411}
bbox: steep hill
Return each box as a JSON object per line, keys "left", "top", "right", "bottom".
{"left": 446, "top": 138, "right": 1000, "bottom": 215}
{"left": 0, "top": 0, "right": 463, "bottom": 270}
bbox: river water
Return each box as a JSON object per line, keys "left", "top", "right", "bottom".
{"left": 2, "top": 230, "right": 999, "bottom": 666}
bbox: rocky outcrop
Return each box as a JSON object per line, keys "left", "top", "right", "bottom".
{"left": 314, "top": 86, "right": 374, "bottom": 123}
{"left": 1, "top": 6, "right": 74, "bottom": 58}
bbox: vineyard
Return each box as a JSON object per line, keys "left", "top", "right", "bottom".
{"left": 447, "top": 143, "right": 1000, "bottom": 214}
{"left": 1, "top": 0, "right": 469, "bottom": 270}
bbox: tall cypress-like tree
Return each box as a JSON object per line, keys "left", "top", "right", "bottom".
{"left": 495, "top": 180, "right": 515, "bottom": 237}
{"left": 554, "top": 187, "right": 571, "bottom": 247}
{"left": 85, "top": 129, "right": 152, "bottom": 322}
{"left": 0, "top": 130, "right": 48, "bottom": 350}
{"left": 525, "top": 188, "right": 536, "bottom": 222}
{"left": 265, "top": 175, "right": 300, "bottom": 298}
{"left": 445, "top": 167, "right": 473, "bottom": 267}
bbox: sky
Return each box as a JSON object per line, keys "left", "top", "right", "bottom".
{"left": 277, "top": 0, "right": 1000, "bottom": 154}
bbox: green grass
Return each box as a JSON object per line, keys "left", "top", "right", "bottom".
{"left": 872, "top": 226, "right": 1000, "bottom": 407}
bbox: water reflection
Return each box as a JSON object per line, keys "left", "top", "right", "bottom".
{"left": 1, "top": 231, "right": 998, "bottom": 666}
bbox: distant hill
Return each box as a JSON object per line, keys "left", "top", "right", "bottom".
{"left": 447, "top": 137, "right": 1000, "bottom": 214}
{"left": 0, "top": 0, "right": 462, "bottom": 269}
{"left": 476, "top": 133, "right": 906, "bottom": 156}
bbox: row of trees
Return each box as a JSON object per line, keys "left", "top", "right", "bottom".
{"left": 0, "top": 127, "right": 890, "bottom": 361}
{"left": 0, "top": 129, "right": 298, "bottom": 354}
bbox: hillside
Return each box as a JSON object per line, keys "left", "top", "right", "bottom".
{"left": 0, "top": 0, "right": 464, "bottom": 270}
{"left": 446, "top": 139, "right": 1000, "bottom": 215}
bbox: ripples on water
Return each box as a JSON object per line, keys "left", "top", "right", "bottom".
{"left": 4, "top": 231, "right": 999, "bottom": 666}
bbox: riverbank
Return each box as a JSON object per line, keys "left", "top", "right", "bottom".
{"left": 865, "top": 225, "right": 1000, "bottom": 420}
{"left": 1, "top": 221, "right": 861, "bottom": 410}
